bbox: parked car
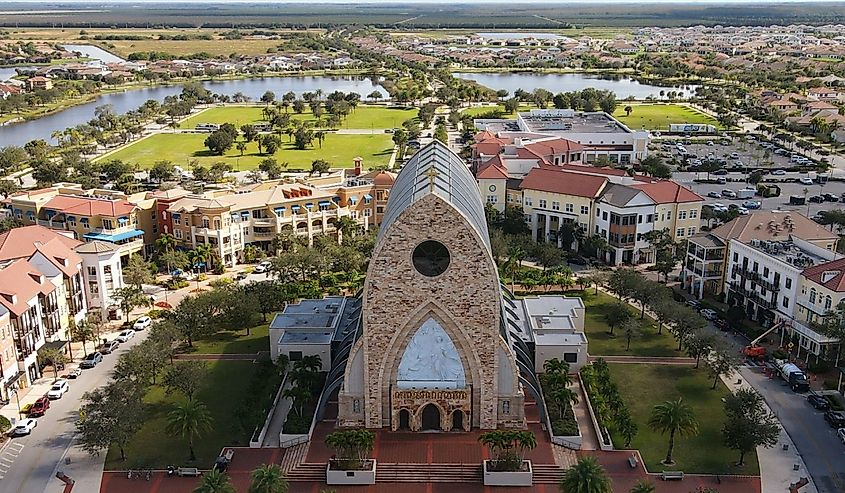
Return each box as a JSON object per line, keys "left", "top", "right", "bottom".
{"left": 707, "top": 191, "right": 721, "bottom": 198}
{"left": 116, "top": 330, "right": 135, "bottom": 343}
{"left": 65, "top": 367, "right": 82, "bottom": 379}
{"left": 47, "top": 379, "right": 69, "bottom": 400}
{"left": 824, "top": 410, "right": 845, "bottom": 428}
{"left": 743, "top": 200, "right": 762, "bottom": 209}
{"left": 699, "top": 308, "right": 718, "bottom": 320}
{"left": 80, "top": 352, "right": 103, "bottom": 369}
{"left": 686, "top": 300, "right": 701, "bottom": 309}
{"left": 11, "top": 418, "right": 37, "bottom": 436}
{"left": 822, "top": 193, "right": 839, "bottom": 202}
{"left": 567, "top": 256, "right": 588, "bottom": 266}
{"left": 770, "top": 169, "right": 787, "bottom": 175}
{"left": 235, "top": 272, "right": 247, "bottom": 281}
{"left": 712, "top": 169, "right": 728, "bottom": 176}
{"left": 730, "top": 152, "right": 740, "bottom": 159}
{"left": 714, "top": 319, "right": 730, "bottom": 331}
{"left": 721, "top": 189, "right": 737, "bottom": 198}
{"left": 253, "top": 264, "right": 267, "bottom": 274}
{"left": 807, "top": 394, "right": 830, "bottom": 411}
{"left": 29, "top": 396, "right": 50, "bottom": 417}
{"left": 799, "top": 177, "right": 814, "bottom": 185}
{"left": 133, "top": 316, "right": 152, "bottom": 331}
{"left": 809, "top": 195, "right": 825, "bottom": 204}
{"left": 98, "top": 340, "right": 120, "bottom": 354}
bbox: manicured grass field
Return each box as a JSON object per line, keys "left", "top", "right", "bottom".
{"left": 105, "top": 360, "right": 274, "bottom": 469}
{"left": 613, "top": 103, "right": 721, "bottom": 131}
{"left": 99, "top": 132, "right": 394, "bottom": 170}
{"left": 461, "top": 104, "right": 535, "bottom": 117}
{"left": 180, "top": 105, "right": 416, "bottom": 130}
{"left": 187, "top": 324, "right": 269, "bottom": 355}
{"left": 578, "top": 290, "right": 680, "bottom": 357}
{"left": 607, "top": 363, "right": 759, "bottom": 475}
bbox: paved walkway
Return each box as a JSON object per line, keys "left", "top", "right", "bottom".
{"left": 261, "top": 376, "right": 293, "bottom": 448}
{"left": 571, "top": 378, "right": 600, "bottom": 451}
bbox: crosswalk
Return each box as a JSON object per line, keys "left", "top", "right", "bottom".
{"left": 0, "top": 442, "right": 24, "bottom": 480}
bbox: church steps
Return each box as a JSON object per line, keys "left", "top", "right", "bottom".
{"left": 286, "top": 462, "right": 566, "bottom": 484}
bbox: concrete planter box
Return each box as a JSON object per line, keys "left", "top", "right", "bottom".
{"left": 326, "top": 459, "right": 377, "bottom": 485}
{"left": 482, "top": 460, "right": 533, "bottom": 486}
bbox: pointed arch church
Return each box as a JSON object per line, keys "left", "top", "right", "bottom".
{"left": 271, "top": 141, "right": 589, "bottom": 432}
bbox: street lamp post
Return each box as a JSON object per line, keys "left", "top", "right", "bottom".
{"left": 12, "top": 387, "right": 22, "bottom": 420}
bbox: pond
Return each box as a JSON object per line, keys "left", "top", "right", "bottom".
{"left": 0, "top": 75, "right": 386, "bottom": 147}
{"left": 453, "top": 72, "right": 698, "bottom": 100}
{"left": 62, "top": 44, "right": 125, "bottom": 63}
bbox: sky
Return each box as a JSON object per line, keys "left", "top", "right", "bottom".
{"left": 4, "top": 0, "right": 837, "bottom": 3}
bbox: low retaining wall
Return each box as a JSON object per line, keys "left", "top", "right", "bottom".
{"left": 579, "top": 372, "right": 614, "bottom": 451}
{"left": 250, "top": 373, "right": 289, "bottom": 448}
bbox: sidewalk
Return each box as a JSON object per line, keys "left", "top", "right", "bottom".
{"left": 721, "top": 370, "right": 818, "bottom": 493}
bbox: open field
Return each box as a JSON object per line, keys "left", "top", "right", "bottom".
{"left": 104, "top": 360, "right": 278, "bottom": 469}
{"left": 99, "top": 132, "right": 394, "bottom": 170}
{"left": 461, "top": 104, "right": 535, "bottom": 118}
{"left": 577, "top": 290, "right": 679, "bottom": 357}
{"left": 607, "top": 363, "right": 759, "bottom": 475}
{"left": 185, "top": 324, "right": 269, "bottom": 355}
{"left": 613, "top": 103, "right": 721, "bottom": 131}
{"left": 180, "top": 105, "right": 416, "bottom": 130}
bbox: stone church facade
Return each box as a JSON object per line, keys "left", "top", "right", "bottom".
{"left": 337, "top": 142, "right": 525, "bottom": 431}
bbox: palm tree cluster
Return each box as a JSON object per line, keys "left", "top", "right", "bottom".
{"left": 540, "top": 359, "right": 579, "bottom": 436}
{"left": 580, "top": 359, "right": 637, "bottom": 448}
{"left": 193, "top": 464, "right": 288, "bottom": 493}
{"left": 478, "top": 429, "right": 537, "bottom": 472}
{"left": 559, "top": 456, "right": 613, "bottom": 493}
{"left": 325, "top": 429, "right": 376, "bottom": 471}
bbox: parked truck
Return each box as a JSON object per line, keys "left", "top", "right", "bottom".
{"left": 736, "top": 188, "right": 756, "bottom": 200}
{"left": 776, "top": 360, "right": 810, "bottom": 392}
{"left": 669, "top": 123, "right": 717, "bottom": 134}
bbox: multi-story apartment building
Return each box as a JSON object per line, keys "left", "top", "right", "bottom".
{"left": 75, "top": 241, "right": 125, "bottom": 321}
{"left": 0, "top": 308, "right": 17, "bottom": 405}
{"left": 7, "top": 184, "right": 145, "bottom": 261}
{"left": 684, "top": 211, "right": 838, "bottom": 300}
{"left": 163, "top": 175, "right": 393, "bottom": 266}
{"left": 476, "top": 145, "right": 702, "bottom": 264}
{"left": 793, "top": 258, "right": 845, "bottom": 362}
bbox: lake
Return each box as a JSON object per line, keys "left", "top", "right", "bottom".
{"left": 453, "top": 72, "right": 699, "bottom": 100}
{"left": 62, "top": 44, "right": 125, "bottom": 64}
{"left": 0, "top": 76, "right": 386, "bottom": 147}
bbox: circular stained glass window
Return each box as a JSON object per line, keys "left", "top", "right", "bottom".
{"left": 412, "top": 240, "right": 450, "bottom": 277}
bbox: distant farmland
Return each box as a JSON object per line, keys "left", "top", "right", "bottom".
{"left": 1, "top": 2, "right": 844, "bottom": 28}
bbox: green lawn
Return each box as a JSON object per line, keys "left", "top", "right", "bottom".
{"left": 607, "top": 364, "right": 759, "bottom": 475}
{"left": 106, "top": 360, "right": 280, "bottom": 469}
{"left": 179, "top": 104, "right": 417, "bottom": 130}
{"left": 578, "top": 290, "right": 680, "bottom": 357}
{"left": 461, "top": 104, "right": 535, "bottom": 118}
{"left": 186, "top": 324, "right": 269, "bottom": 354}
{"left": 99, "top": 132, "right": 394, "bottom": 170}
{"left": 613, "top": 103, "right": 721, "bottom": 131}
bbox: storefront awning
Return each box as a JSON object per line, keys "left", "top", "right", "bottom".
{"left": 84, "top": 229, "right": 144, "bottom": 242}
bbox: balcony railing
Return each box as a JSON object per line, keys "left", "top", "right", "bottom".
{"left": 732, "top": 267, "right": 780, "bottom": 292}
{"left": 728, "top": 281, "right": 777, "bottom": 310}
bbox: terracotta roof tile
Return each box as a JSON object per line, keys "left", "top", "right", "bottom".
{"left": 0, "top": 225, "right": 81, "bottom": 262}
{"left": 711, "top": 211, "right": 838, "bottom": 243}
{"left": 520, "top": 166, "right": 608, "bottom": 198}
{"left": 43, "top": 195, "right": 137, "bottom": 217}
{"left": 802, "top": 258, "right": 845, "bottom": 292}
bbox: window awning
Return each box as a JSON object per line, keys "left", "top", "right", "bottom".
{"left": 84, "top": 229, "right": 144, "bottom": 243}
{"left": 318, "top": 201, "right": 330, "bottom": 207}
{"left": 240, "top": 212, "right": 249, "bottom": 218}
{"left": 291, "top": 205, "right": 301, "bottom": 211}
{"left": 46, "top": 210, "right": 56, "bottom": 218}
{"left": 66, "top": 215, "right": 76, "bottom": 221}
{"left": 25, "top": 211, "right": 34, "bottom": 217}
{"left": 80, "top": 217, "right": 89, "bottom": 223}
{"left": 363, "top": 194, "right": 373, "bottom": 200}
{"left": 348, "top": 196, "right": 357, "bottom": 204}
{"left": 230, "top": 212, "right": 239, "bottom": 218}
{"left": 274, "top": 207, "right": 286, "bottom": 212}
{"left": 304, "top": 203, "right": 314, "bottom": 209}
{"left": 332, "top": 196, "right": 341, "bottom": 203}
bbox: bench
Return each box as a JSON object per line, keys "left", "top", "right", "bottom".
{"left": 661, "top": 471, "right": 684, "bottom": 481}
{"left": 627, "top": 454, "right": 638, "bottom": 469}
{"left": 177, "top": 467, "right": 202, "bottom": 477}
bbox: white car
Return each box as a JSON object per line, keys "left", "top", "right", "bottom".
{"left": 770, "top": 169, "right": 786, "bottom": 176}
{"left": 253, "top": 264, "right": 267, "bottom": 274}
{"left": 116, "top": 329, "right": 136, "bottom": 343}
{"left": 700, "top": 308, "right": 718, "bottom": 320}
{"left": 799, "top": 177, "right": 814, "bottom": 185}
{"left": 133, "top": 316, "right": 152, "bottom": 331}
{"left": 47, "top": 379, "right": 69, "bottom": 399}
{"left": 11, "top": 418, "right": 37, "bottom": 436}
{"left": 737, "top": 207, "right": 750, "bottom": 215}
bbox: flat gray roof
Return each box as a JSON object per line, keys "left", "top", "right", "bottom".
{"left": 520, "top": 111, "right": 630, "bottom": 134}
{"left": 280, "top": 330, "right": 334, "bottom": 345}
{"left": 533, "top": 331, "right": 588, "bottom": 346}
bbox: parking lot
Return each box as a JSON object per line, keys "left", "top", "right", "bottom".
{"left": 654, "top": 136, "right": 815, "bottom": 171}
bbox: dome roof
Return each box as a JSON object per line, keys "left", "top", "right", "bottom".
{"left": 373, "top": 171, "right": 397, "bottom": 186}
{"left": 378, "top": 141, "right": 490, "bottom": 250}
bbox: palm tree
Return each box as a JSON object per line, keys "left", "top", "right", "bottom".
{"left": 166, "top": 400, "right": 214, "bottom": 461}
{"left": 336, "top": 216, "right": 358, "bottom": 245}
{"left": 629, "top": 480, "right": 655, "bottom": 493}
{"left": 248, "top": 464, "right": 288, "bottom": 493}
{"left": 543, "top": 358, "right": 570, "bottom": 375}
{"left": 193, "top": 469, "right": 236, "bottom": 493}
{"left": 282, "top": 385, "right": 312, "bottom": 416}
{"left": 195, "top": 243, "right": 214, "bottom": 271}
{"left": 559, "top": 456, "right": 612, "bottom": 493}
{"left": 550, "top": 387, "right": 578, "bottom": 420}
{"left": 648, "top": 398, "right": 699, "bottom": 465}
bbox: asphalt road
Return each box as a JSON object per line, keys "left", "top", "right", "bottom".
{"left": 739, "top": 366, "right": 845, "bottom": 493}
{"left": 0, "top": 329, "right": 149, "bottom": 493}
{"left": 695, "top": 316, "right": 845, "bottom": 493}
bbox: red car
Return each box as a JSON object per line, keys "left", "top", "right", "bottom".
{"left": 29, "top": 396, "right": 50, "bottom": 417}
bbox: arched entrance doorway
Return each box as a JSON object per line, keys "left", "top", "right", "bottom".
{"left": 421, "top": 404, "right": 441, "bottom": 430}
{"left": 398, "top": 409, "right": 411, "bottom": 430}
{"left": 451, "top": 411, "right": 463, "bottom": 431}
